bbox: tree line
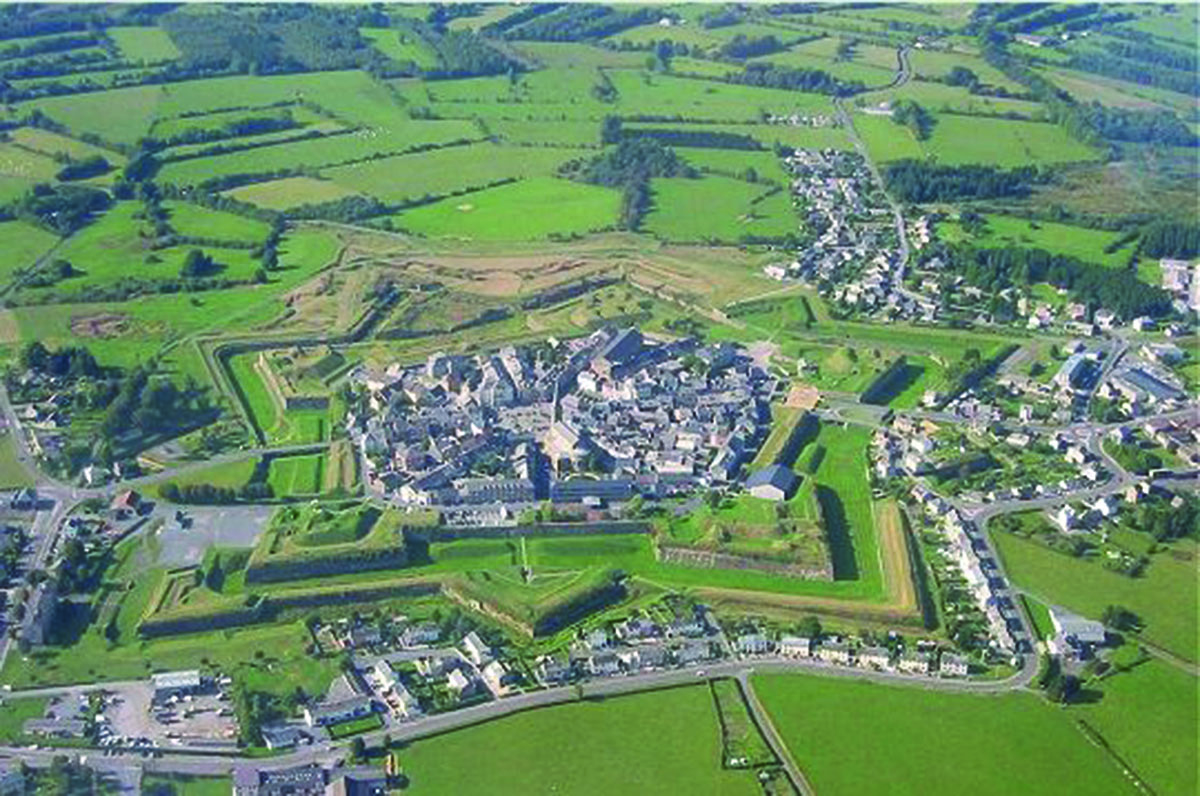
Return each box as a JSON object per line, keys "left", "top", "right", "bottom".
{"left": 561, "top": 137, "right": 692, "bottom": 230}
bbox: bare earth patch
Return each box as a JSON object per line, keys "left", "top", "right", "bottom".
{"left": 70, "top": 312, "right": 131, "bottom": 338}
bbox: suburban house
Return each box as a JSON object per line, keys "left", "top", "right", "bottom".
{"left": 816, "top": 642, "right": 852, "bottom": 665}
{"left": 303, "top": 696, "right": 373, "bottom": 728}
{"left": 859, "top": 646, "right": 892, "bottom": 670}
{"left": 940, "top": 654, "right": 969, "bottom": 677}
{"left": 778, "top": 636, "right": 812, "bottom": 658}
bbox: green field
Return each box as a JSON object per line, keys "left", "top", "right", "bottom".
{"left": 992, "top": 530, "right": 1198, "bottom": 662}
{"left": 322, "top": 144, "right": 579, "bottom": 204}
{"left": 644, "top": 176, "right": 796, "bottom": 243}
{"left": 394, "top": 177, "right": 621, "bottom": 241}
{"left": 400, "top": 685, "right": 759, "bottom": 794}
{"left": 224, "top": 177, "right": 364, "bottom": 210}
{"left": 0, "top": 697, "right": 47, "bottom": 744}
{"left": 1073, "top": 659, "right": 1197, "bottom": 795}
{"left": 359, "top": 27, "right": 439, "bottom": 68}
{"left": 107, "top": 26, "right": 181, "bottom": 63}
{"left": 18, "top": 202, "right": 264, "bottom": 299}
{"left": 267, "top": 454, "right": 325, "bottom": 496}
{"left": 938, "top": 213, "right": 1132, "bottom": 267}
{"left": 754, "top": 674, "right": 1134, "bottom": 796}
{"left": 856, "top": 112, "right": 1099, "bottom": 167}
{"left": 0, "top": 219, "right": 59, "bottom": 287}
{"left": 141, "top": 775, "right": 230, "bottom": 796}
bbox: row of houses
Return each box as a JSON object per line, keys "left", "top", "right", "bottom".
{"left": 734, "top": 633, "right": 970, "bottom": 677}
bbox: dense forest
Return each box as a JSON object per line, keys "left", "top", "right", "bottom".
{"left": 884, "top": 161, "right": 1039, "bottom": 202}
{"left": 1139, "top": 221, "right": 1200, "bottom": 260}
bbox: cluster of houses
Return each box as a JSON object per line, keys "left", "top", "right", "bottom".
{"left": 349, "top": 328, "right": 778, "bottom": 512}
{"left": 538, "top": 606, "right": 723, "bottom": 684}
{"left": 732, "top": 631, "right": 971, "bottom": 678}
{"left": 1127, "top": 415, "right": 1200, "bottom": 467}
{"left": 910, "top": 485, "right": 1028, "bottom": 655}
{"left": 764, "top": 150, "right": 929, "bottom": 320}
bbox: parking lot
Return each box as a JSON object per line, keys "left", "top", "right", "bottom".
{"left": 101, "top": 681, "right": 239, "bottom": 751}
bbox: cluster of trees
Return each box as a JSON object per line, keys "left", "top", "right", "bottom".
{"left": 883, "top": 160, "right": 1038, "bottom": 202}
{"left": 23, "top": 257, "right": 78, "bottom": 289}
{"left": 418, "top": 23, "right": 523, "bottom": 78}
{"left": 1128, "top": 494, "right": 1198, "bottom": 542}
{"left": 55, "top": 154, "right": 110, "bottom": 181}
{"left": 948, "top": 244, "right": 1173, "bottom": 319}
{"left": 498, "top": 4, "right": 657, "bottom": 41}
{"left": 891, "top": 99, "right": 935, "bottom": 140}
{"left": 15, "top": 182, "right": 111, "bottom": 234}
{"left": 1076, "top": 102, "right": 1196, "bottom": 147}
{"left": 163, "top": 5, "right": 385, "bottom": 75}
{"left": 562, "top": 138, "right": 692, "bottom": 231}
{"left": 731, "top": 62, "right": 863, "bottom": 96}
{"left": 1067, "top": 50, "right": 1197, "bottom": 99}
{"left": 159, "top": 481, "right": 273, "bottom": 504}
{"left": 981, "top": 40, "right": 1194, "bottom": 149}
{"left": 99, "top": 365, "right": 211, "bottom": 445}
{"left": 719, "top": 34, "right": 784, "bottom": 60}
{"left": 19, "top": 341, "right": 105, "bottom": 379}
{"left": 179, "top": 249, "right": 219, "bottom": 279}
{"left": 1139, "top": 220, "right": 1200, "bottom": 259}
{"left": 1102, "top": 36, "right": 1196, "bottom": 76}
{"left": 699, "top": 8, "right": 741, "bottom": 29}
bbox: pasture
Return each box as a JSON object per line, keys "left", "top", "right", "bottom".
{"left": 393, "top": 177, "right": 621, "bottom": 242}
{"left": 0, "top": 219, "right": 59, "bottom": 286}
{"left": 939, "top": 214, "right": 1132, "bottom": 268}
{"left": 107, "top": 26, "right": 181, "bottom": 63}
{"left": 752, "top": 674, "right": 1134, "bottom": 796}
{"left": 399, "top": 685, "right": 760, "bottom": 795}
{"left": 321, "top": 144, "right": 577, "bottom": 204}
{"left": 991, "top": 530, "right": 1198, "bottom": 662}
{"left": 224, "top": 177, "right": 363, "bottom": 211}
{"left": 1071, "top": 659, "right": 1198, "bottom": 795}
{"left": 643, "top": 177, "right": 796, "bottom": 243}
{"left": 359, "top": 27, "right": 439, "bottom": 68}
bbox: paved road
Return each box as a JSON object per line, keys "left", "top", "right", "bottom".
{"left": 0, "top": 648, "right": 1041, "bottom": 776}
{"left": 735, "top": 670, "right": 812, "bottom": 795}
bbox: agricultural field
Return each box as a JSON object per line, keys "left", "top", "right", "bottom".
{"left": 991, "top": 529, "right": 1198, "bottom": 663}
{"left": 937, "top": 213, "right": 1134, "bottom": 268}
{"left": 321, "top": 144, "right": 577, "bottom": 205}
{"left": 753, "top": 674, "right": 1135, "bottom": 796}
{"left": 1071, "top": 658, "right": 1198, "bottom": 795}
{"left": 643, "top": 176, "right": 796, "bottom": 243}
{"left": 107, "top": 26, "right": 181, "bottom": 63}
{"left": 393, "top": 177, "right": 621, "bottom": 241}
{"left": 399, "top": 685, "right": 761, "bottom": 794}
{"left": 359, "top": 26, "right": 439, "bottom": 68}
{"left": 224, "top": 177, "right": 364, "bottom": 211}
{"left": 856, "top": 112, "right": 1100, "bottom": 167}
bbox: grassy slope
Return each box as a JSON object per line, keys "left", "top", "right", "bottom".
{"left": 992, "top": 531, "right": 1198, "bottom": 663}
